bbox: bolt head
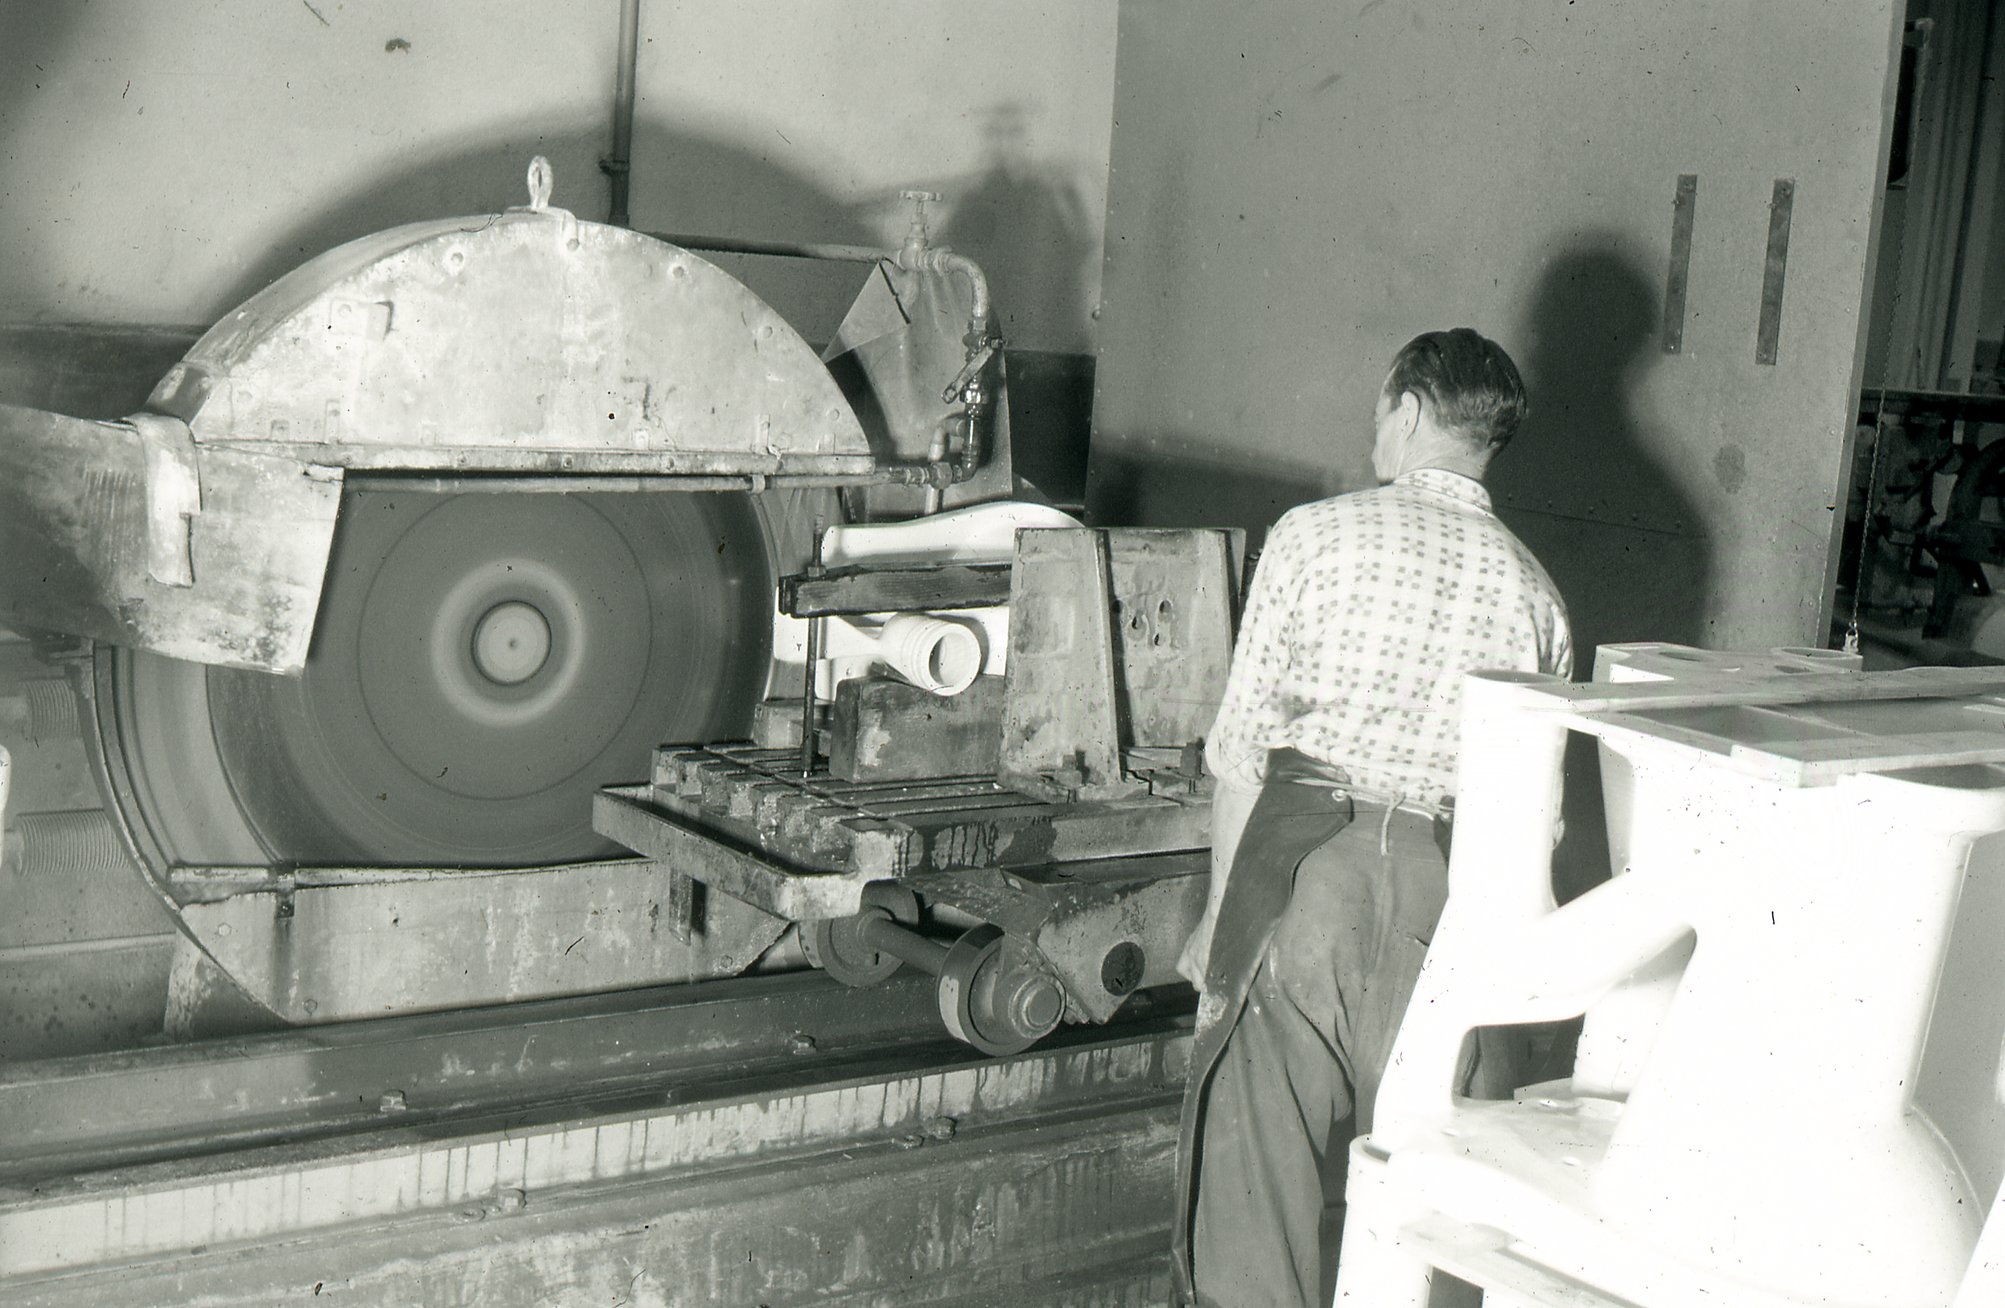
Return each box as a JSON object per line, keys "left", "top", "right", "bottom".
{"left": 1008, "top": 973, "right": 1064, "bottom": 1036}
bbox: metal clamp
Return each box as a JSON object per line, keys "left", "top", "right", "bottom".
{"left": 126, "top": 412, "right": 201, "bottom": 588}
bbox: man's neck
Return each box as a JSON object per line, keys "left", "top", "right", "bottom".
{"left": 1391, "top": 424, "right": 1493, "bottom": 484}
{"left": 1397, "top": 452, "right": 1491, "bottom": 484}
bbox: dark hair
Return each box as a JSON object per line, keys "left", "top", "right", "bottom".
{"left": 1383, "top": 328, "right": 1528, "bottom": 450}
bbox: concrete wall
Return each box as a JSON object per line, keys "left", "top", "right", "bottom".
{"left": 0, "top": 0, "right": 1116, "bottom": 353}
{"left": 1088, "top": 0, "right": 1903, "bottom": 659}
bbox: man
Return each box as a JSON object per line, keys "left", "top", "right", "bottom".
{"left": 1173, "top": 328, "right": 1571, "bottom": 1308}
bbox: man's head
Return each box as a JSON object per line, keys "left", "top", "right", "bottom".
{"left": 1370, "top": 328, "right": 1527, "bottom": 484}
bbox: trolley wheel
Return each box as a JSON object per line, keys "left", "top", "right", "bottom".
{"left": 801, "top": 883, "right": 921, "bottom": 987}
{"left": 937, "top": 924, "right": 1067, "bottom": 1056}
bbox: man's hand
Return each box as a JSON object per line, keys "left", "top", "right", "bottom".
{"left": 1181, "top": 770, "right": 1258, "bottom": 993}
{"left": 1177, "top": 908, "right": 1217, "bottom": 990}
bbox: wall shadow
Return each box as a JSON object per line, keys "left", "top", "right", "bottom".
{"left": 3, "top": 108, "right": 1110, "bottom": 509}
{"left": 200, "top": 115, "right": 1110, "bottom": 514}
{"left": 920, "top": 102, "right": 1105, "bottom": 504}
{"left": 935, "top": 103, "right": 1100, "bottom": 356}
{"left": 221, "top": 119, "right": 879, "bottom": 345}
{"left": 213, "top": 119, "right": 1102, "bottom": 487}
{"left": 1084, "top": 438, "right": 1329, "bottom": 548}
{"left": 1492, "top": 238, "right": 1715, "bottom": 661}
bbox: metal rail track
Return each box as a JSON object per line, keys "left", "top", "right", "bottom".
{"left": 0, "top": 971, "right": 1195, "bottom": 1306}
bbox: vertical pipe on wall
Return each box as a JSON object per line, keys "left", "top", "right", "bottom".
{"left": 604, "top": 0, "right": 643, "bottom": 227}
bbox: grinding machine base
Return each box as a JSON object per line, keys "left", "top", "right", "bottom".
{"left": 598, "top": 743, "right": 1211, "bottom": 1055}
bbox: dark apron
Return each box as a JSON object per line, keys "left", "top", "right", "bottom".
{"left": 1171, "top": 748, "right": 1358, "bottom": 1304}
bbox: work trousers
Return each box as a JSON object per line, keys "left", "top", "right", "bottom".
{"left": 1186, "top": 770, "right": 1454, "bottom": 1308}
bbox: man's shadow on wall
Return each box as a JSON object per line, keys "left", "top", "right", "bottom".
{"left": 933, "top": 103, "right": 1099, "bottom": 357}
{"left": 931, "top": 103, "right": 1103, "bottom": 502}
{"left": 1493, "top": 239, "right": 1715, "bottom": 910}
{"left": 1493, "top": 238, "right": 1715, "bottom": 663}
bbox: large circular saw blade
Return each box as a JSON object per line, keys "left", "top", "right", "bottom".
{"left": 109, "top": 486, "right": 773, "bottom": 868}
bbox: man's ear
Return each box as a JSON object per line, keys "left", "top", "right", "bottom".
{"left": 1396, "top": 389, "right": 1422, "bottom": 437}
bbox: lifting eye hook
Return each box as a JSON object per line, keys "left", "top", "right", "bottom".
{"left": 512, "top": 155, "right": 580, "bottom": 247}
{"left": 525, "top": 156, "right": 555, "bottom": 210}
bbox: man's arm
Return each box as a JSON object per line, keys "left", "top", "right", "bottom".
{"left": 1543, "top": 592, "right": 1576, "bottom": 846}
{"left": 1176, "top": 513, "right": 1307, "bottom": 987}
{"left": 1545, "top": 595, "right": 1575, "bottom": 680}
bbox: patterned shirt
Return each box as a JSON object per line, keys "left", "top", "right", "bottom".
{"left": 1206, "top": 468, "right": 1571, "bottom": 811}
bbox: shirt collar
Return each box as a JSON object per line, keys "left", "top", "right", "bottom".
{"left": 1394, "top": 467, "right": 1492, "bottom": 513}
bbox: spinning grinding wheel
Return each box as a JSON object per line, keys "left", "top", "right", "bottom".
{"left": 102, "top": 486, "right": 771, "bottom": 868}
